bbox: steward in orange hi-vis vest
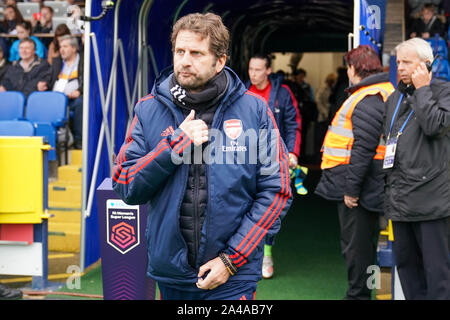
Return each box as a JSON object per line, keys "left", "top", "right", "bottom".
{"left": 321, "top": 81, "right": 395, "bottom": 170}
{"left": 316, "top": 44, "right": 394, "bottom": 300}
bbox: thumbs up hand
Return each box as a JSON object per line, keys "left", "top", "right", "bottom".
{"left": 179, "top": 110, "right": 209, "bottom": 146}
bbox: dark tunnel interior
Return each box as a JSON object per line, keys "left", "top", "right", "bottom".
{"left": 191, "top": 0, "right": 354, "bottom": 77}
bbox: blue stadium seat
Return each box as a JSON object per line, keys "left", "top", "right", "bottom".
{"left": 0, "top": 91, "right": 26, "bottom": 120}
{"left": 0, "top": 120, "right": 35, "bottom": 136}
{"left": 25, "top": 91, "right": 68, "bottom": 162}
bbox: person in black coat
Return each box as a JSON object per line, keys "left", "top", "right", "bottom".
{"left": 409, "top": 3, "right": 445, "bottom": 39}
{"left": 315, "top": 45, "right": 394, "bottom": 300}
{"left": 0, "top": 38, "right": 51, "bottom": 98}
{"left": 49, "top": 35, "right": 84, "bottom": 149}
{"left": 383, "top": 37, "right": 450, "bottom": 300}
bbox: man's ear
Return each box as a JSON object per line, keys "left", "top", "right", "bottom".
{"left": 215, "top": 54, "right": 227, "bottom": 73}
{"left": 425, "top": 60, "right": 432, "bottom": 72}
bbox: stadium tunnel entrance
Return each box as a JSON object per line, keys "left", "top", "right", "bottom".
{"left": 80, "top": 0, "right": 355, "bottom": 270}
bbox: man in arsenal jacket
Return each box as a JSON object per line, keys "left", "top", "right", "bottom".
{"left": 112, "top": 12, "right": 292, "bottom": 300}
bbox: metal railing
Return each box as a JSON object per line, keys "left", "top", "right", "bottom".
{"left": 80, "top": 0, "right": 156, "bottom": 272}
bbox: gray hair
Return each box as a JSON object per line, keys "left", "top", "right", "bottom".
{"left": 59, "top": 35, "right": 79, "bottom": 51}
{"left": 395, "top": 38, "right": 434, "bottom": 62}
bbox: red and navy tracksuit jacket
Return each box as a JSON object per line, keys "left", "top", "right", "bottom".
{"left": 246, "top": 73, "right": 302, "bottom": 157}
{"left": 112, "top": 67, "right": 292, "bottom": 290}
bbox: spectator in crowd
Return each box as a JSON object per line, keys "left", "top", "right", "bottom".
{"left": 314, "top": 72, "right": 336, "bottom": 161}
{"left": 0, "top": 37, "right": 51, "bottom": 98}
{"left": 32, "top": 5, "right": 53, "bottom": 33}
{"left": 409, "top": 3, "right": 445, "bottom": 39}
{"left": 51, "top": 35, "right": 83, "bottom": 149}
{"left": 47, "top": 23, "right": 71, "bottom": 65}
{"left": 408, "top": 0, "right": 442, "bottom": 19}
{"left": 32, "top": 5, "right": 54, "bottom": 47}
{"left": 0, "top": 5, "right": 24, "bottom": 34}
{"left": 113, "top": 12, "right": 292, "bottom": 300}
{"left": 383, "top": 37, "right": 449, "bottom": 300}
{"left": 315, "top": 45, "right": 395, "bottom": 300}
{"left": 9, "top": 21, "right": 47, "bottom": 61}
{"left": 0, "top": 46, "right": 10, "bottom": 82}
{"left": 247, "top": 53, "right": 301, "bottom": 279}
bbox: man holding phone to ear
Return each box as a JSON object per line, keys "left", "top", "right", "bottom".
{"left": 383, "top": 37, "right": 450, "bottom": 300}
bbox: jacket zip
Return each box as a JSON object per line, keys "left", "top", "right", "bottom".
{"left": 154, "top": 76, "right": 244, "bottom": 269}
{"left": 193, "top": 163, "right": 200, "bottom": 268}
{"left": 196, "top": 100, "right": 231, "bottom": 266}
{"left": 154, "top": 94, "right": 196, "bottom": 272}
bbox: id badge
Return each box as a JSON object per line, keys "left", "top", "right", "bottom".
{"left": 383, "top": 136, "right": 398, "bottom": 169}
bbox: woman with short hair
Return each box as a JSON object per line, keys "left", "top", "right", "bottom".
{"left": 315, "top": 45, "right": 395, "bottom": 300}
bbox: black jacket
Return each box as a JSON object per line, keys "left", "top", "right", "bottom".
{"left": 315, "top": 73, "right": 389, "bottom": 212}
{"left": 0, "top": 56, "right": 51, "bottom": 98}
{"left": 50, "top": 53, "right": 84, "bottom": 95}
{"left": 383, "top": 79, "right": 450, "bottom": 222}
{"left": 410, "top": 16, "right": 445, "bottom": 38}
{"left": 179, "top": 104, "right": 217, "bottom": 268}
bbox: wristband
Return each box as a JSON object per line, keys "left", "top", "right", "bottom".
{"left": 219, "top": 252, "right": 237, "bottom": 276}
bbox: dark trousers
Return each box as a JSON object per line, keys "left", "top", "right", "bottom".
{"left": 69, "top": 96, "right": 83, "bottom": 144}
{"left": 392, "top": 217, "right": 450, "bottom": 300}
{"left": 337, "top": 202, "right": 379, "bottom": 300}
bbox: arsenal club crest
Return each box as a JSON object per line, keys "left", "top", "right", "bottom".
{"left": 223, "top": 119, "right": 243, "bottom": 140}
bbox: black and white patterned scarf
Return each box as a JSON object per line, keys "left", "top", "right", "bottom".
{"left": 169, "top": 70, "right": 228, "bottom": 112}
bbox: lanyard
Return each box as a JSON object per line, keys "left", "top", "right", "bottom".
{"left": 388, "top": 94, "right": 414, "bottom": 138}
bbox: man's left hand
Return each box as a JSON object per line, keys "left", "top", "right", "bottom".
{"left": 344, "top": 195, "right": 359, "bottom": 209}
{"left": 37, "top": 81, "right": 48, "bottom": 91}
{"left": 196, "top": 256, "right": 230, "bottom": 290}
{"left": 412, "top": 62, "right": 432, "bottom": 89}
{"left": 67, "top": 90, "right": 81, "bottom": 99}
